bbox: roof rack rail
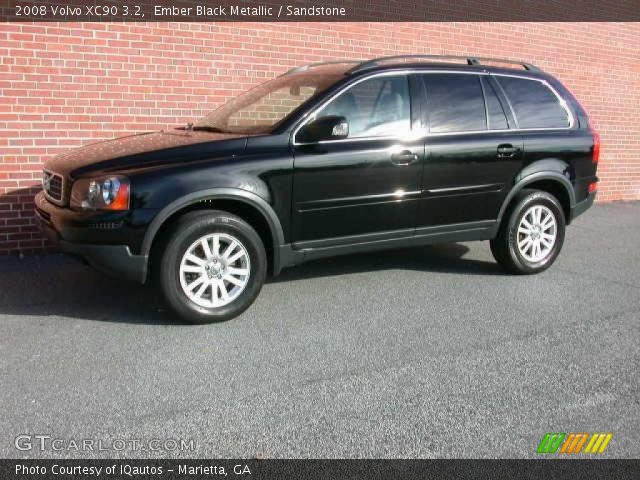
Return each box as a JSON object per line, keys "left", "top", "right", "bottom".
{"left": 346, "top": 55, "right": 540, "bottom": 74}
{"left": 281, "top": 60, "right": 365, "bottom": 76}
{"left": 472, "top": 56, "right": 540, "bottom": 72}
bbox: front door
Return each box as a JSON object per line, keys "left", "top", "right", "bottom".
{"left": 291, "top": 74, "right": 424, "bottom": 247}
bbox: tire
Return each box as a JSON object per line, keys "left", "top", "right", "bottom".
{"left": 490, "top": 189, "right": 566, "bottom": 275}
{"left": 159, "top": 210, "right": 267, "bottom": 324}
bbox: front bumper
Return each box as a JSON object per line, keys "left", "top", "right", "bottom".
{"left": 34, "top": 192, "right": 148, "bottom": 283}
{"left": 59, "top": 242, "right": 147, "bottom": 283}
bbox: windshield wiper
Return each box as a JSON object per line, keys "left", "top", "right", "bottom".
{"left": 192, "top": 125, "right": 228, "bottom": 133}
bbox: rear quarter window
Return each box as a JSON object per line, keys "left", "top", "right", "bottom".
{"left": 496, "top": 76, "right": 570, "bottom": 129}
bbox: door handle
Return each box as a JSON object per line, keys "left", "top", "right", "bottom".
{"left": 391, "top": 150, "right": 419, "bottom": 165}
{"left": 497, "top": 144, "right": 520, "bottom": 158}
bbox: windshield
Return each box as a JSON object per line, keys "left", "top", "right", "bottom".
{"left": 193, "top": 72, "right": 344, "bottom": 135}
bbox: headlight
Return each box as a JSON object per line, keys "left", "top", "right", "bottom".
{"left": 70, "top": 175, "right": 130, "bottom": 210}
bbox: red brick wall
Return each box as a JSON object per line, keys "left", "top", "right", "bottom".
{"left": 1, "top": 22, "right": 639, "bottom": 254}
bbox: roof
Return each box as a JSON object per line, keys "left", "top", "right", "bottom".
{"left": 281, "top": 55, "right": 544, "bottom": 78}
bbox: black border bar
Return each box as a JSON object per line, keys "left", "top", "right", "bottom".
{"left": 2, "top": 0, "right": 640, "bottom": 22}
{"left": 2, "top": 459, "right": 640, "bottom": 479}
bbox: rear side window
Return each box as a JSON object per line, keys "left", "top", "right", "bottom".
{"left": 496, "top": 76, "right": 570, "bottom": 129}
{"left": 422, "top": 74, "right": 486, "bottom": 133}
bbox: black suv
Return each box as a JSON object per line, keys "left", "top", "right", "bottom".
{"left": 36, "top": 55, "right": 599, "bottom": 323}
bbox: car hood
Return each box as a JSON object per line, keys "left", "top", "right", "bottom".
{"left": 45, "top": 130, "right": 247, "bottom": 177}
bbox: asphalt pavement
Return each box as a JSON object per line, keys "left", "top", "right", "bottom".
{"left": 1, "top": 201, "right": 639, "bottom": 458}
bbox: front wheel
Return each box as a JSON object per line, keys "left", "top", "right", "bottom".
{"left": 490, "top": 190, "right": 566, "bottom": 274}
{"left": 159, "top": 210, "right": 266, "bottom": 324}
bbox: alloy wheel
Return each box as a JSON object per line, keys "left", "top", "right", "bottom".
{"left": 516, "top": 205, "right": 557, "bottom": 262}
{"left": 179, "top": 233, "right": 251, "bottom": 308}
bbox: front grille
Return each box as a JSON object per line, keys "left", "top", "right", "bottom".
{"left": 43, "top": 170, "right": 65, "bottom": 203}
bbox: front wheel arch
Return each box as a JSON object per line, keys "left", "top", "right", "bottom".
{"left": 143, "top": 189, "right": 284, "bottom": 281}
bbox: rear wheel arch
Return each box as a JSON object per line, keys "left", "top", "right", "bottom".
{"left": 143, "top": 189, "right": 284, "bottom": 280}
{"left": 497, "top": 172, "right": 575, "bottom": 227}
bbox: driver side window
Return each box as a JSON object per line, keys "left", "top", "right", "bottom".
{"left": 317, "top": 75, "right": 411, "bottom": 138}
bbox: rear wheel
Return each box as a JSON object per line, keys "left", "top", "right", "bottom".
{"left": 490, "top": 189, "right": 565, "bottom": 274}
{"left": 159, "top": 210, "right": 266, "bottom": 324}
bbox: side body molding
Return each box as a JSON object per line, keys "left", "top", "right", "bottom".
{"left": 140, "top": 188, "right": 286, "bottom": 272}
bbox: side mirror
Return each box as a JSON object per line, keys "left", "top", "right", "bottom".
{"left": 297, "top": 116, "right": 349, "bottom": 143}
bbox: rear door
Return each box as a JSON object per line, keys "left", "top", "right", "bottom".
{"left": 417, "top": 72, "right": 523, "bottom": 228}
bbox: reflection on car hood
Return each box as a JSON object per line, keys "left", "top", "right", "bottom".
{"left": 45, "top": 130, "right": 246, "bottom": 175}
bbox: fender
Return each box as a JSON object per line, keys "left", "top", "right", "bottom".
{"left": 140, "top": 187, "right": 285, "bottom": 272}
{"left": 496, "top": 168, "right": 576, "bottom": 227}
